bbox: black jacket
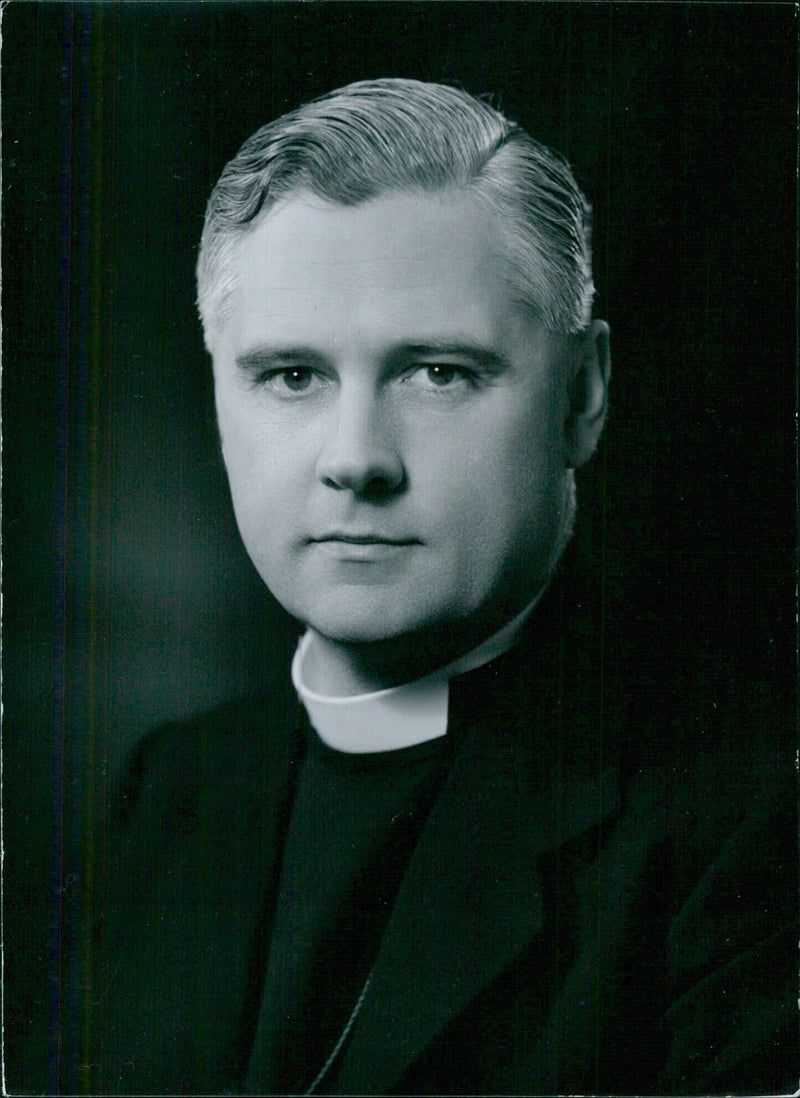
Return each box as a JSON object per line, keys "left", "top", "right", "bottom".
{"left": 71, "top": 574, "right": 797, "bottom": 1094}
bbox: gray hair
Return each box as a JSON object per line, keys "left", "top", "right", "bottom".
{"left": 197, "top": 77, "right": 594, "bottom": 352}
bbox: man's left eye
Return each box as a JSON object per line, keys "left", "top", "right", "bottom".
{"left": 407, "top": 364, "right": 472, "bottom": 390}
{"left": 280, "top": 367, "right": 315, "bottom": 391}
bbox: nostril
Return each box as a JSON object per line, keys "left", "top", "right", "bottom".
{"left": 361, "top": 470, "right": 406, "bottom": 499}
{"left": 316, "top": 443, "right": 405, "bottom": 496}
{"left": 320, "top": 461, "right": 405, "bottom": 496}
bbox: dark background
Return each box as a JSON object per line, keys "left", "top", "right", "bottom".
{"left": 3, "top": 2, "right": 796, "bottom": 1091}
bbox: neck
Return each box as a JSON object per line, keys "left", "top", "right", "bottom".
{"left": 301, "top": 598, "right": 541, "bottom": 697}
{"left": 301, "top": 634, "right": 436, "bottom": 696}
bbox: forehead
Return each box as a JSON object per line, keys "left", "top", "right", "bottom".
{"left": 227, "top": 190, "right": 530, "bottom": 354}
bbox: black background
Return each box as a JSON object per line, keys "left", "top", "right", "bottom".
{"left": 3, "top": 2, "right": 796, "bottom": 1091}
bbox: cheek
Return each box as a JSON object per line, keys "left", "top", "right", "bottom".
{"left": 218, "top": 400, "right": 297, "bottom": 495}
{"left": 457, "top": 416, "right": 562, "bottom": 509}
{"left": 216, "top": 418, "right": 287, "bottom": 549}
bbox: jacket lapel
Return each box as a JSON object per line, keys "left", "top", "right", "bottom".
{"left": 93, "top": 691, "right": 303, "bottom": 1094}
{"left": 337, "top": 602, "right": 620, "bottom": 1094}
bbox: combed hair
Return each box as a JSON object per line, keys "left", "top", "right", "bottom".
{"left": 197, "top": 78, "right": 594, "bottom": 351}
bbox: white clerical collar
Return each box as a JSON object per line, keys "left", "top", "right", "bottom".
{"left": 291, "top": 599, "right": 537, "bottom": 754}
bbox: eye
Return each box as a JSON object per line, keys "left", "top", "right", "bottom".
{"left": 261, "top": 366, "right": 324, "bottom": 396}
{"left": 279, "top": 367, "right": 314, "bottom": 392}
{"left": 406, "top": 364, "right": 474, "bottom": 391}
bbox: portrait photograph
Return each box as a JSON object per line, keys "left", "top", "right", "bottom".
{"left": 3, "top": 2, "right": 797, "bottom": 1093}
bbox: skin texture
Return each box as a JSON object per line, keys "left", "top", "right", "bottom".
{"left": 212, "top": 190, "right": 608, "bottom": 693}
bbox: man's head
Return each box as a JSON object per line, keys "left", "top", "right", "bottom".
{"left": 199, "top": 79, "right": 609, "bottom": 687}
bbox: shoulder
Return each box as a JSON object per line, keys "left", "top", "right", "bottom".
{"left": 112, "top": 681, "right": 302, "bottom": 839}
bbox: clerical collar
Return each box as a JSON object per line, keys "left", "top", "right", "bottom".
{"left": 291, "top": 599, "right": 537, "bottom": 754}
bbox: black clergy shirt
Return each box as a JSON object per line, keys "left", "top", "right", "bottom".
{"left": 244, "top": 720, "right": 451, "bottom": 1094}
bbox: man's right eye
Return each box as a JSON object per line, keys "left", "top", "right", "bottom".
{"left": 261, "top": 367, "right": 321, "bottom": 395}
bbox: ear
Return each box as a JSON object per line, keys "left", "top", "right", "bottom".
{"left": 564, "top": 319, "right": 610, "bottom": 469}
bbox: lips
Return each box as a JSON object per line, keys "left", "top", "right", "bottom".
{"left": 309, "top": 533, "right": 418, "bottom": 545}
{"left": 307, "top": 532, "right": 420, "bottom": 561}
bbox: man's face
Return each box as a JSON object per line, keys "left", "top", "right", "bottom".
{"left": 212, "top": 190, "right": 575, "bottom": 655}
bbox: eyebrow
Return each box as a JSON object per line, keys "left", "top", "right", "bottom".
{"left": 236, "top": 341, "right": 513, "bottom": 375}
{"left": 399, "top": 343, "right": 512, "bottom": 375}
{"left": 235, "top": 346, "right": 327, "bottom": 372}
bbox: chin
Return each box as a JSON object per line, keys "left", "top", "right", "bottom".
{"left": 304, "top": 613, "right": 423, "bottom": 647}
{"left": 292, "top": 596, "right": 440, "bottom": 648}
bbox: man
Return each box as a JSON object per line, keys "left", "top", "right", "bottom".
{"left": 81, "top": 79, "right": 795, "bottom": 1094}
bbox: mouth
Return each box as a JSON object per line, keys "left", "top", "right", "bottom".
{"left": 309, "top": 533, "right": 419, "bottom": 546}
{"left": 308, "top": 533, "right": 419, "bottom": 560}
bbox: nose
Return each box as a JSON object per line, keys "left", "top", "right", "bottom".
{"left": 315, "top": 385, "right": 405, "bottom": 496}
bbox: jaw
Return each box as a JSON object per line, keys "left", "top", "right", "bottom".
{"left": 299, "top": 577, "right": 547, "bottom": 696}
